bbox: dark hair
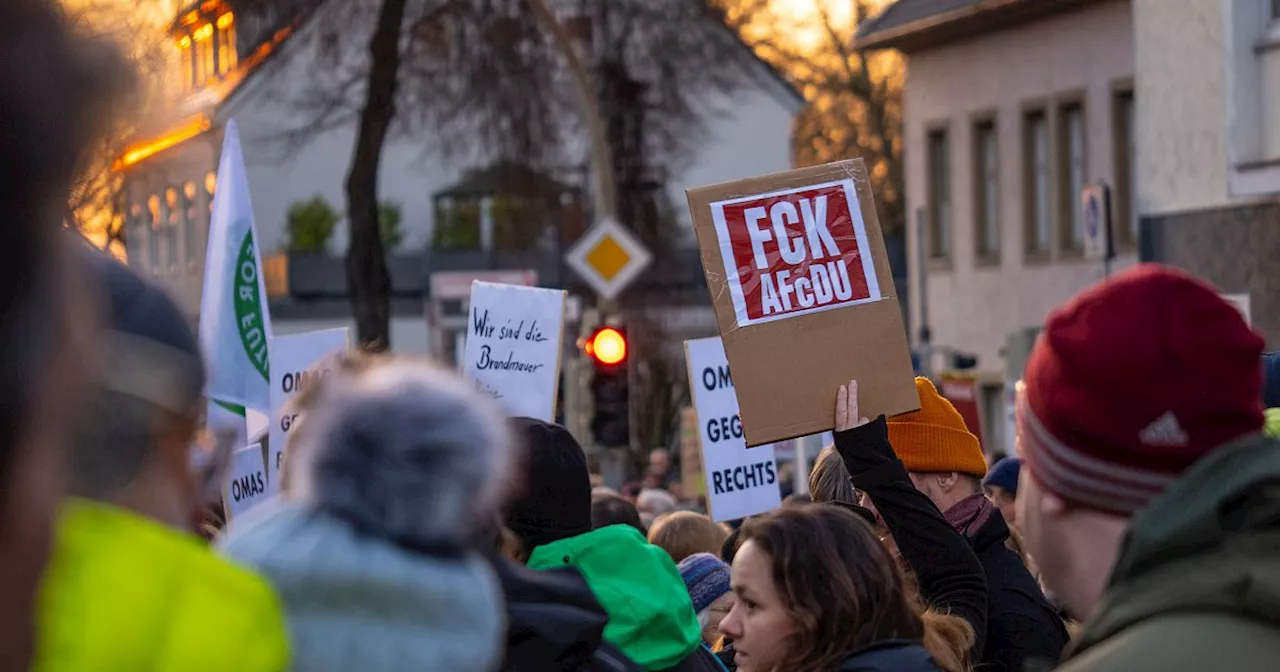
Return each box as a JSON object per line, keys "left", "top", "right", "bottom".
{"left": 590, "top": 495, "right": 646, "bottom": 536}
{"left": 740, "top": 507, "right": 971, "bottom": 672}
{"left": 0, "top": 0, "right": 129, "bottom": 485}
{"left": 720, "top": 524, "right": 742, "bottom": 563}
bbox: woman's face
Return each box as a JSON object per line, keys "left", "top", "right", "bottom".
{"left": 718, "top": 540, "right": 796, "bottom": 671}
{"left": 699, "top": 592, "right": 735, "bottom": 644}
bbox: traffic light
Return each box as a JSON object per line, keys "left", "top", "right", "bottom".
{"left": 587, "top": 326, "right": 630, "bottom": 448}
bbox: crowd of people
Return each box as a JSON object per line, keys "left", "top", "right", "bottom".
{"left": 4, "top": 1, "right": 1280, "bottom": 670}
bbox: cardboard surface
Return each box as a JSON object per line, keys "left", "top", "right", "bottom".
{"left": 686, "top": 160, "right": 919, "bottom": 446}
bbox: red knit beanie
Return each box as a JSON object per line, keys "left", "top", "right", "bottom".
{"left": 1018, "top": 264, "right": 1264, "bottom": 516}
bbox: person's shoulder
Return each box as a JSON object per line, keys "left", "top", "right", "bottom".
{"left": 1061, "top": 611, "right": 1280, "bottom": 672}
{"left": 659, "top": 644, "right": 728, "bottom": 672}
{"left": 838, "top": 640, "right": 938, "bottom": 672}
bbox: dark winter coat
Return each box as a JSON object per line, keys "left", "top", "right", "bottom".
{"left": 838, "top": 640, "right": 940, "bottom": 671}
{"left": 491, "top": 556, "right": 642, "bottom": 671}
{"left": 965, "top": 509, "right": 1068, "bottom": 671}
{"left": 661, "top": 644, "right": 729, "bottom": 672}
{"left": 835, "top": 416, "right": 989, "bottom": 659}
{"left": 1055, "top": 432, "right": 1280, "bottom": 671}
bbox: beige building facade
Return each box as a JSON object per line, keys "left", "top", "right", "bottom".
{"left": 860, "top": 0, "right": 1138, "bottom": 371}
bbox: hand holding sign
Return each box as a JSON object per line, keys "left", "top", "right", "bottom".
{"left": 835, "top": 380, "right": 871, "bottom": 431}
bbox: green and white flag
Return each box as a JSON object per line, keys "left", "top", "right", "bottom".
{"left": 199, "top": 119, "right": 272, "bottom": 425}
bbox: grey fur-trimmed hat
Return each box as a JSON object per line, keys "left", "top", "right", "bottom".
{"left": 284, "top": 359, "right": 515, "bottom": 552}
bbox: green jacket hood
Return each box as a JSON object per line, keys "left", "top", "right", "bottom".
{"left": 1071, "top": 432, "right": 1280, "bottom": 656}
{"left": 528, "top": 524, "right": 701, "bottom": 670}
{"left": 34, "top": 499, "right": 289, "bottom": 672}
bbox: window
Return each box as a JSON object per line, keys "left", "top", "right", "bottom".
{"left": 178, "top": 36, "right": 194, "bottom": 93}
{"left": 128, "top": 202, "right": 147, "bottom": 267}
{"left": 147, "top": 194, "right": 161, "bottom": 270}
{"left": 926, "top": 128, "right": 951, "bottom": 259}
{"left": 1024, "top": 110, "right": 1052, "bottom": 256}
{"left": 216, "top": 13, "right": 238, "bottom": 74}
{"left": 184, "top": 182, "right": 200, "bottom": 263}
{"left": 205, "top": 171, "right": 217, "bottom": 220}
{"left": 1057, "top": 103, "right": 1087, "bottom": 252}
{"left": 165, "top": 188, "right": 180, "bottom": 270}
{"left": 973, "top": 119, "right": 1000, "bottom": 260}
{"left": 1113, "top": 90, "right": 1137, "bottom": 246}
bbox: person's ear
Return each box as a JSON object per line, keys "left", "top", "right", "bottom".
{"left": 1039, "top": 488, "right": 1069, "bottom": 519}
{"left": 938, "top": 472, "right": 960, "bottom": 493}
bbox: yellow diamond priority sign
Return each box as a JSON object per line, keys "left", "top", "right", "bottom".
{"left": 566, "top": 217, "right": 653, "bottom": 300}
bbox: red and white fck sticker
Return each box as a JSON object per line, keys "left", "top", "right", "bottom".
{"left": 710, "top": 179, "right": 880, "bottom": 327}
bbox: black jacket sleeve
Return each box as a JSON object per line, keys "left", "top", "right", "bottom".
{"left": 835, "top": 415, "right": 988, "bottom": 657}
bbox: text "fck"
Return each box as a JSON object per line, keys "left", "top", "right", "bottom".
{"left": 745, "top": 195, "right": 840, "bottom": 270}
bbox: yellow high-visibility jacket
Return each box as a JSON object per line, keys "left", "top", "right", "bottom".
{"left": 34, "top": 498, "right": 289, "bottom": 672}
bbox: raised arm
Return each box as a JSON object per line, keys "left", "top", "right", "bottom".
{"left": 833, "top": 381, "right": 988, "bottom": 655}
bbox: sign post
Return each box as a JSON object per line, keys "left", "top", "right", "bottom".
{"left": 685, "top": 337, "right": 781, "bottom": 522}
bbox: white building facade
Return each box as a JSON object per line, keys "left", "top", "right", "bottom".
{"left": 118, "top": 1, "right": 802, "bottom": 350}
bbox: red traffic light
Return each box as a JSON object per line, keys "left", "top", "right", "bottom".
{"left": 586, "top": 327, "right": 627, "bottom": 365}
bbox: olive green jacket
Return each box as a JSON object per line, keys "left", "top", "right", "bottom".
{"left": 1057, "top": 433, "right": 1280, "bottom": 671}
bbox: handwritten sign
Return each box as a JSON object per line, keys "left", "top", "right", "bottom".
{"left": 267, "top": 328, "right": 349, "bottom": 495}
{"left": 223, "top": 444, "right": 270, "bottom": 521}
{"left": 710, "top": 179, "right": 881, "bottom": 327}
{"left": 685, "top": 337, "right": 781, "bottom": 522}
{"left": 463, "top": 281, "right": 566, "bottom": 421}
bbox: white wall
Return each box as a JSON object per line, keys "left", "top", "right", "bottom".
{"left": 903, "top": 0, "right": 1137, "bottom": 369}
{"left": 225, "top": 24, "right": 467, "bottom": 255}
{"left": 1133, "top": 0, "right": 1231, "bottom": 213}
{"left": 667, "top": 84, "right": 798, "bottom": 234}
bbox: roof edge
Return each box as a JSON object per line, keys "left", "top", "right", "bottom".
{"left": 855, "top": 0, "right": 1099, "bottom": 52}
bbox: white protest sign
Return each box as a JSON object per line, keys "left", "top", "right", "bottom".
{"left": 267, "top": 328, "right": 349, "bottom": 494}
{"left": 685, "top": 337, "right": 782, "bottom": 522}
{"left": 463, "top": 281, "right": 566, "bottom": 421}
{"left": 223, "top": 443, "right": 270, "bottom": 521}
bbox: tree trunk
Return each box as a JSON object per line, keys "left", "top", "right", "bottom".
{"left": 344, "top": 0, "right": 405, "bottom": 351}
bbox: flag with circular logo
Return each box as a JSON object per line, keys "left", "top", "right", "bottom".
{"left": 199, "top": 119, "right": 273, "bottom": 415}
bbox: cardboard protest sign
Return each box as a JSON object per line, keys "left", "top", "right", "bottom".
{"left": 463, "top": 281, "right": 566, "bottom": 421}
{"left": 223, "top": 443, "right": 270, "bottom": 521}
{"left": 686, "top": 337, "right": 782, "bottom": 522}
{"left": 679, "top": 407, "right": 704, "bottom": 499}
{"left": 267, "top": 328, "right": 349, "bottom": 494}
{"left": 686, "top": 160, "right": 918, "bottom": 445}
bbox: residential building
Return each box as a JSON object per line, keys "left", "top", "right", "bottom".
{"left": 117, "top": 0, "right": 803, "bottom": 354}
{"left": 858, "top": 0, "right": 1138, "bottom": 376}
{"left": 1135, "top": 0, "right": 1280, "bottom": 344}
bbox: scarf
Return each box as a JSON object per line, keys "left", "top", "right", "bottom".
{"left": 943, "top": 492, "right": 996, "bottom": 539}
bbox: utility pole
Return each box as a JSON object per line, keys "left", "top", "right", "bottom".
{"left": 915, "top": 206, "right": 933, "bottom": 380}
{"left": 528, "top": 0, "right": 627, "bottom": 484}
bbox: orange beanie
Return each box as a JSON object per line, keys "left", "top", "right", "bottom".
{"left": 887, "top": 377, "right": 987, "bottom": 478}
